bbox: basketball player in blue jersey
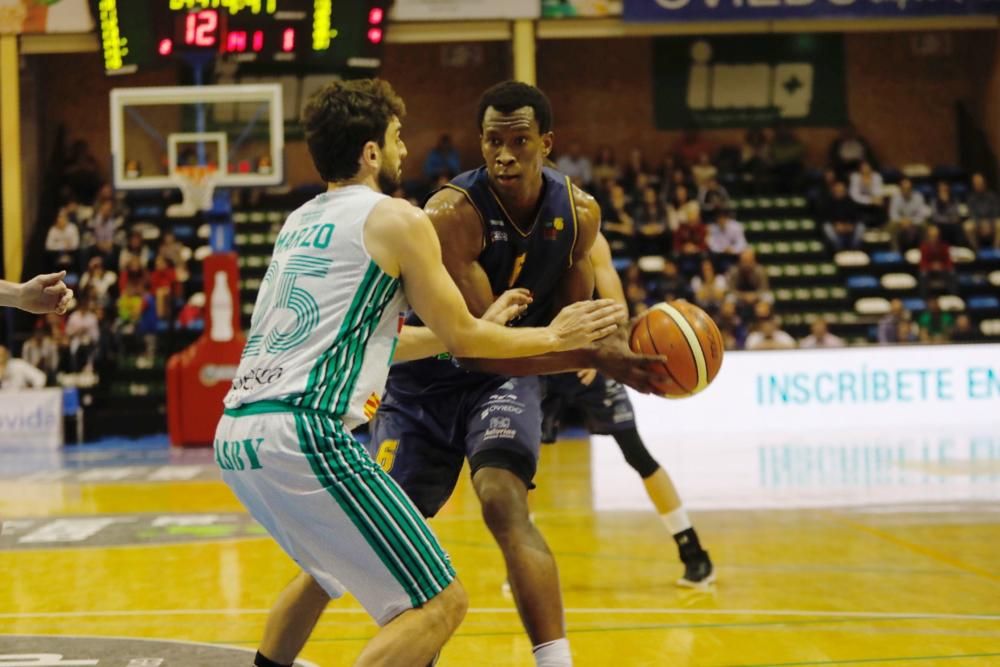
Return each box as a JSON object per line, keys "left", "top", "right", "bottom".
{"left": 541, "top": 232, "right": 714, "bottom": 587}
{"left": 214, "top": 79, "right": 624, "bottom": 667}
{"left": 370, "top": 81, "right": 670, "bottom": 667}
{"left": 0, "top": 273, "right": 72, "bottom": 314}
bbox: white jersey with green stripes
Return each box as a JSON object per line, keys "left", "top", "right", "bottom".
{"left": 225, "top": 185, "right": 407, "bottom": 429}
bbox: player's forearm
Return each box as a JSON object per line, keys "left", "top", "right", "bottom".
{"left": 393, "top": 325, "right": 448, "bottom": 363}
{"left": 446, "top": 319, "right": 560, "bottom": 360}
{"left": 0, "top": 280, "right": 21, "bottom": 309}
{"left": 456, "top": 348, "right": 594, "bottom": 376}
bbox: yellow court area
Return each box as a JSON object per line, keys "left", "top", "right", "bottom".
{"left": 1, "top": 438, "right": 999, "bottom": 667}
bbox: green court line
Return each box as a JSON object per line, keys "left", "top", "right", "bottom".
{"left": 727, "top": 651, "right": 1000, "bottom": 667}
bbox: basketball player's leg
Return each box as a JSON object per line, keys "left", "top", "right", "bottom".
{"left": 257, "top": 570, "right": 330, "bottom": 664}
{"left": 217, "top": 411, "right": 465, "bottom": 666}
{"left": 580, "top": 376, "right": 714, "bottom": 587}
{"left": 467, "top": 377, "right": 572, "bottom": 666}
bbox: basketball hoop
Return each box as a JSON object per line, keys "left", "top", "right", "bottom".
{"left": 170, "top": 164, "right": 219, "bottom": 217}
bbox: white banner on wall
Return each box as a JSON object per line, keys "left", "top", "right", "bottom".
{"left": 591, "top": 344, "right": 1000, "bottom": 510}
{"left": 391, "top": 0, "right": 540, "bottom": 21}
{"left": 0, "top": 388, "right": 63, "bottom": 450}
{"left": 634, "top": 344, "right": 1000, "bottom": 434}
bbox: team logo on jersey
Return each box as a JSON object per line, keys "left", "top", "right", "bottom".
{"left": 490, "top": 219, "right": 505, "bottom": 227}
{"left": 363, "top": 393, "right": 382, "bottom": 420}
{"left": 490, "top": 230, "right": 509, "bottom": 243}
{"left": 544, "top": 217, "right": 565, "bottom": 240}
{"left": 508, "top": 253, "right": 527, "bottom": 287}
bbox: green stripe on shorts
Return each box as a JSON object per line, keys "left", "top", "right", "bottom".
{"left": 295, "top": 413, "right": 454, "bottom": 607}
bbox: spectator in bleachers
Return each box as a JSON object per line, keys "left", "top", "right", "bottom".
{"left": 820, "top": 181, "right": 864, "bottom": 251}
{"left": 655, "top": 152, "right": 679, "bottom": 191}
{"left": 691, "top": 153, "right": 717, "bottom": 191}
{"left": 917, "top": 296, "right": 954, "bottom": 343}
{"left": 707, "top": 208, "right": 748, "bottom": 269}
{"left": 895, "top": 318, "right": 920, "bottom": 344}
{"left": 630, "top": 185, "right": 669, "bottom": 257}
{"left": 650, "top": 258, "right": 692, "bottom": 303}
{"left": 21, "top": 323, "right": 59, "bottom": 382}
{"left": 45, "top": 209, "right": 80, "bottom": 272}
{"left": 63, "top": 139, "right": 102, "bottom": 204}
{"left": 691, "top": 258, "right": 728, "bottom": 315}
{"left": 623, "top": 264, "right": 648, "bottom": 312}
{"left": 964, "top": 173, "right": 1000, "bottom": 250}
{"left": 601, "top": 183, "right": 636, "bottom": 258}
{"left": 118, "top": 255, "right": 149, "bottom": 297}
{"left": 967, "top": 172, "right": 1000, "bottom": 225}
{"left": 918, "top": 225, "right": 957, "bottom": 298}
{"left": 79, "top": 255, "right": 116, "bottom": 310}
{"left": 888, "top": 178, "right": 929, "bottom": 254}
{"left": 65, "top": 293, "right": 101, "bottom": 372}
{"left": 673, "top": 211, "right": 708, "bottom": 276}
{"left": 740, "top": 128, "right": 772, "bottom": 186}
{"left": 877, "top": 298, "right": 909, "bottom": 344}
{"left": 592, "top": 145, "right": 621, "bottom": 186}
{"left": 745, "top": 316, "right": 796, "bottom": 351}
{"left": 87, "top": 199, "right": 122, "bottom": 266}
{"left": 118, "top": 229, "right": 152, "bottom": 272}
{"left": 422, "top": 134, "right": 460, "bottom": 184}
{"left": 949, "top": 315, "right": 982, "bottom": 343}
{"left": 674, "top": 129, "right": 712, "bottom": 169}
{"left": 667, "top": 167, "right": 695, "bottom": 196}
{"left": 556, "top": 142, "right": 592, "bottom": 190}
{"left": 770, "top": 126, "right": 805, "bottom": 189}
{"left": 930, "top": 181, "right": 963, "bottom": 246}
{"left": 157, "top": 231, "right": 189, "bottom": 283}
{"left": 667, "top": 184, "right": 701, "bottom": 232}
{"left": 0, "top": 345, "right": 47, "bottom": 390}
{"left": 622, "top": 147, "right": 651, "bottom": 194}
{"left": 849, "top": 161, "right": 885, "bottom": 226}
{"left": 698, "top": 175, "right": 730, "bottom": 223}
{"left": 799, "top": 318, "right": 845, "bottom": 348}
{"left": 715, "top": 300, "right": 745, "bottom": 350}
{"left": 727, "top": 249, "right": 772, "bottom": 320}
{"left": 149, "top": 256, "right": 181, "bottom": 320}
{"left": 829, "top": 125, "right": 874, "bottom": 177}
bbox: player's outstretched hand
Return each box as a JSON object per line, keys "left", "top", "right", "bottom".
{"left": 592, "top": 316, "right": 669, "bottom": 394}
{"left": 18, "top": 272, "right": 74, "bottom": 315}
{"left": 548, "top": 299, "right": 626, "bottom": 352}
{"left": 576, "top": 368, "right": 598, "bottom": 386}
{"left": 482, "top": 288, "right": 532, "bottom": 325}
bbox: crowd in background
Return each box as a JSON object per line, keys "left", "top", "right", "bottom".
{"left": 420, "top": 126, "right": 999, "bottom": 350}
{"left": 7, "top": 125, "right": 999, "bottom": 390}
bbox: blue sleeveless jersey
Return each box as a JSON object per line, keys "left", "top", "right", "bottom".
{"left": 388, "top": 165, "right": 582, "bottom": 396}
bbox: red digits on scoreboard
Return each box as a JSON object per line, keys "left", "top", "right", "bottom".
{"left": 185, "top": 10, "right": 218, "bottom": 47}
{"left": 282, "top": 27, "right": 295, "bottom": 52}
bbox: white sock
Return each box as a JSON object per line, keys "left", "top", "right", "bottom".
{"left": 661, "top": 507, "right": 692, "bottom": 535}
{"left": 533, "top": 638, "right": 572, "bottom": 667}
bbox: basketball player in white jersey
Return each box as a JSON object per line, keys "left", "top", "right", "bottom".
{"left": 0, "top": 272, "right": 72, "bottom": 314}
{"left": 214, "top": 79, "right": 624, "bottom": 667}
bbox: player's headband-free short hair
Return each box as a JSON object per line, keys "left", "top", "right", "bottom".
{"left": 302, "top": 78, "right": 406, "bottom": 183}
{"left": 476, "top": 81, "right": 553, "bottom": 134}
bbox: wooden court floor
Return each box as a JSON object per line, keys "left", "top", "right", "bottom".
{"left": 1, "top": 438, "right": 998, "bottom": 666}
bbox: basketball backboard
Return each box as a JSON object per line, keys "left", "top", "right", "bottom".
{"left": 110, "top": 84, "right": 284, "bottom": 213}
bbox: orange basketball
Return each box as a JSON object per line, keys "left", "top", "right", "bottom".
{"left": 629, "top": 301, "right": 724, "bottom": 398}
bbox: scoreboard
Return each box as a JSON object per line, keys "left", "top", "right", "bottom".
{"left": 92, "top": 0, "right": 389, "bottom": 74}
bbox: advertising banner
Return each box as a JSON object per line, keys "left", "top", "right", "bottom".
{"left": 0, "top": 0, "right": 92, "bottom": 35}
{"left": 624, "top": 0, "right": 1000, "bottom": 22}
{"left": 653, "top": 34, "right": 847, "bottom": 129}
{"left": 591, "top": 344, "right": 1000, "bottom": 510}
{"left": 542, "top": 0, "right": 623, "bottom": 18}
{"left": 0, "top": 388, "right": 63, "bottom": 450}
{"left": 391, "top": 0, "right": 540, "bottom": 21}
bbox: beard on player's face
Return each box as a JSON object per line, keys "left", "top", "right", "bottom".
{"left": 377, "top": 158, "right": 401, "bottom": 194}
